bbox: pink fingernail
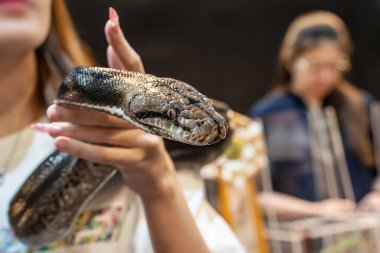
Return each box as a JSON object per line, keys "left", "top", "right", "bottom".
{"left": 109, "top": 7, "right": 119, "bottom": 27}
{"left": 49, "top": 124, "right": 62, "bottom": 135}
{"left": 30, "top": 123, "right": 49, "bottom": 132}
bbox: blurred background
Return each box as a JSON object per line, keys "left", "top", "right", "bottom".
{"left": 66, "top": 0, "right": 380, "bottom": 114}
{"left": 63, "top": 1, "right": 380, "bottom": 252}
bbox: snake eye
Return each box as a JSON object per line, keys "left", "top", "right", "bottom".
{"left": 167, "top": 109, "right": 176, "bottom": 119}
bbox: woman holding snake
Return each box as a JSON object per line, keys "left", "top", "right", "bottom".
{"left": 0, "top": 0, "right": 244, "bottom": 252}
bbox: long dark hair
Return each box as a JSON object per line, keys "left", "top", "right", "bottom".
{"left": 275, "top": 11, "right": 374, "bottom": 167}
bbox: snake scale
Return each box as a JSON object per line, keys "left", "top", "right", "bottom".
{"left": 8, "top": 67, "right": 229, "bottom": 246}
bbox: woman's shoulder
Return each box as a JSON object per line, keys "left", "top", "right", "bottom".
{"left": 248, "top": 87, "right": 303, "bottom": 119}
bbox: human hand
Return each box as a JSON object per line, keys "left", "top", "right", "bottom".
{"left": 359, "top": 191, "right": 380, "bottom": 212}
{"left": 104, "top": 7, "right": 145, "bottom": 73}
{"left": 31, "top": 105, "right": 178, "bottom": 202}
{"left": 314, "top": 198, "right": 356, "bottom": 218}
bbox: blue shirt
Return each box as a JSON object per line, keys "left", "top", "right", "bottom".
{"left": 248, "top": 89, "right": 376, "bottom": 202}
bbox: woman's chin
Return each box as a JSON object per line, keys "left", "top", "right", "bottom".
{"left": 0, "top": 24, "right": 48, "bottom": 51}
{"left": 0, "top": 36, "right": 45, "bottom": 54}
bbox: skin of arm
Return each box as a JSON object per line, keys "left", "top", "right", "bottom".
{"left": 259, "top": 191, "right": 355, "bottom": 220}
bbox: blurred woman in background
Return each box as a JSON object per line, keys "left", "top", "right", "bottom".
{"left": 0, "top": 0, "right": 243, "bottom": 252}
{"left": 249, "top": 11, "right": 380, "bottom": 219}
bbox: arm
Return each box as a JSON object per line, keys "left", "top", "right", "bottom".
{"left": 259, "top": 191, "right": 355, "bottom": 220}
{"left": 142, "top": 178, "right": 212, "bottom": 253}
{"left": 105, "top": 9, "right": 211, "bottom": 252}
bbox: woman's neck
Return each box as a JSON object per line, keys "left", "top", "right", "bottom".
{"left": 0, "top": 51, "right": 41, "bottom": 138}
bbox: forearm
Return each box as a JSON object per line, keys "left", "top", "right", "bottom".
{"left": 142, "top": 176, "right": 211, "bottom": 253}
{"left": 258, "top": 192, "right": 319, "bottom": 220}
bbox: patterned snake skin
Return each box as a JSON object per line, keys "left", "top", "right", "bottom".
{"left": 8, "top": 67, "right": 229, "bottom": 246}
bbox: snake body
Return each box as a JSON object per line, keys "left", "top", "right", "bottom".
{"left": 8, "top": 67, "right": 228, "bottom": 246}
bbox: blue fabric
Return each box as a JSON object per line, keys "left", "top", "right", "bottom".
{"left": 249, "top": 89, "right": 376, "bottom": 202}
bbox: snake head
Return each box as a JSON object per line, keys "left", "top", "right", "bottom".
{"left": 56, "top": 67, "right": 228, "bottom": 146}
{"left": 129, "top": 78, "right": 228, "bottom": 145}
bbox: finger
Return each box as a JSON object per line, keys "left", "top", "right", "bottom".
{"left": 107, "top": 45, "right": 125, "bottom": 70}
{"left": 358, "top": 202, "right": 371, "bottom": 212}
{"left": 55, "top": 136, "right": 146, "bottom": 167}
{"left": 32, "top": 122, "right": 163, "bottom": 148}
{"left": 343, "top": 200, "right": 356, "bottom": 210}
{"left": 337, "top": 201, "right": 355, "bottom": 211}
{"left": 47, "top": 104, "right": 134, "bottom": 128}
{"left": 105, "top": 7, "right": 145, "bottom": 73}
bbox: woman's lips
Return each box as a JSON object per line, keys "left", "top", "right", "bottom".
{"left": 0, "top": 0, "right": 28, "bottom": 13}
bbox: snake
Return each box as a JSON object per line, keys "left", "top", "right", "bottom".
{"left": 8, "top": 67, "right": 229, "bottom": 246}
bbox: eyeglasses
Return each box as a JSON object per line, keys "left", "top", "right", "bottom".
{"left": 294, "top": 56, "right": 351, "bottom": 74}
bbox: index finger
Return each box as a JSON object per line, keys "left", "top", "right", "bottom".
{"left": 47, "top": 104, "right": 135, "bottom": 129}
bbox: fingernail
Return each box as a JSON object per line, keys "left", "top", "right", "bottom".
{"left": 49, "top": 124, "right": 62, "bottom": 135}
{"left": 109, "top": 7, "right": 119, "bottom": 27}
{"left": 30, "top": 123, "right": 49, "bottom": 132}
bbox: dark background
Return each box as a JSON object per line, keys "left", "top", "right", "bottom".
{"left": 66, "top": 0, "right": 380, "bottom": 114}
